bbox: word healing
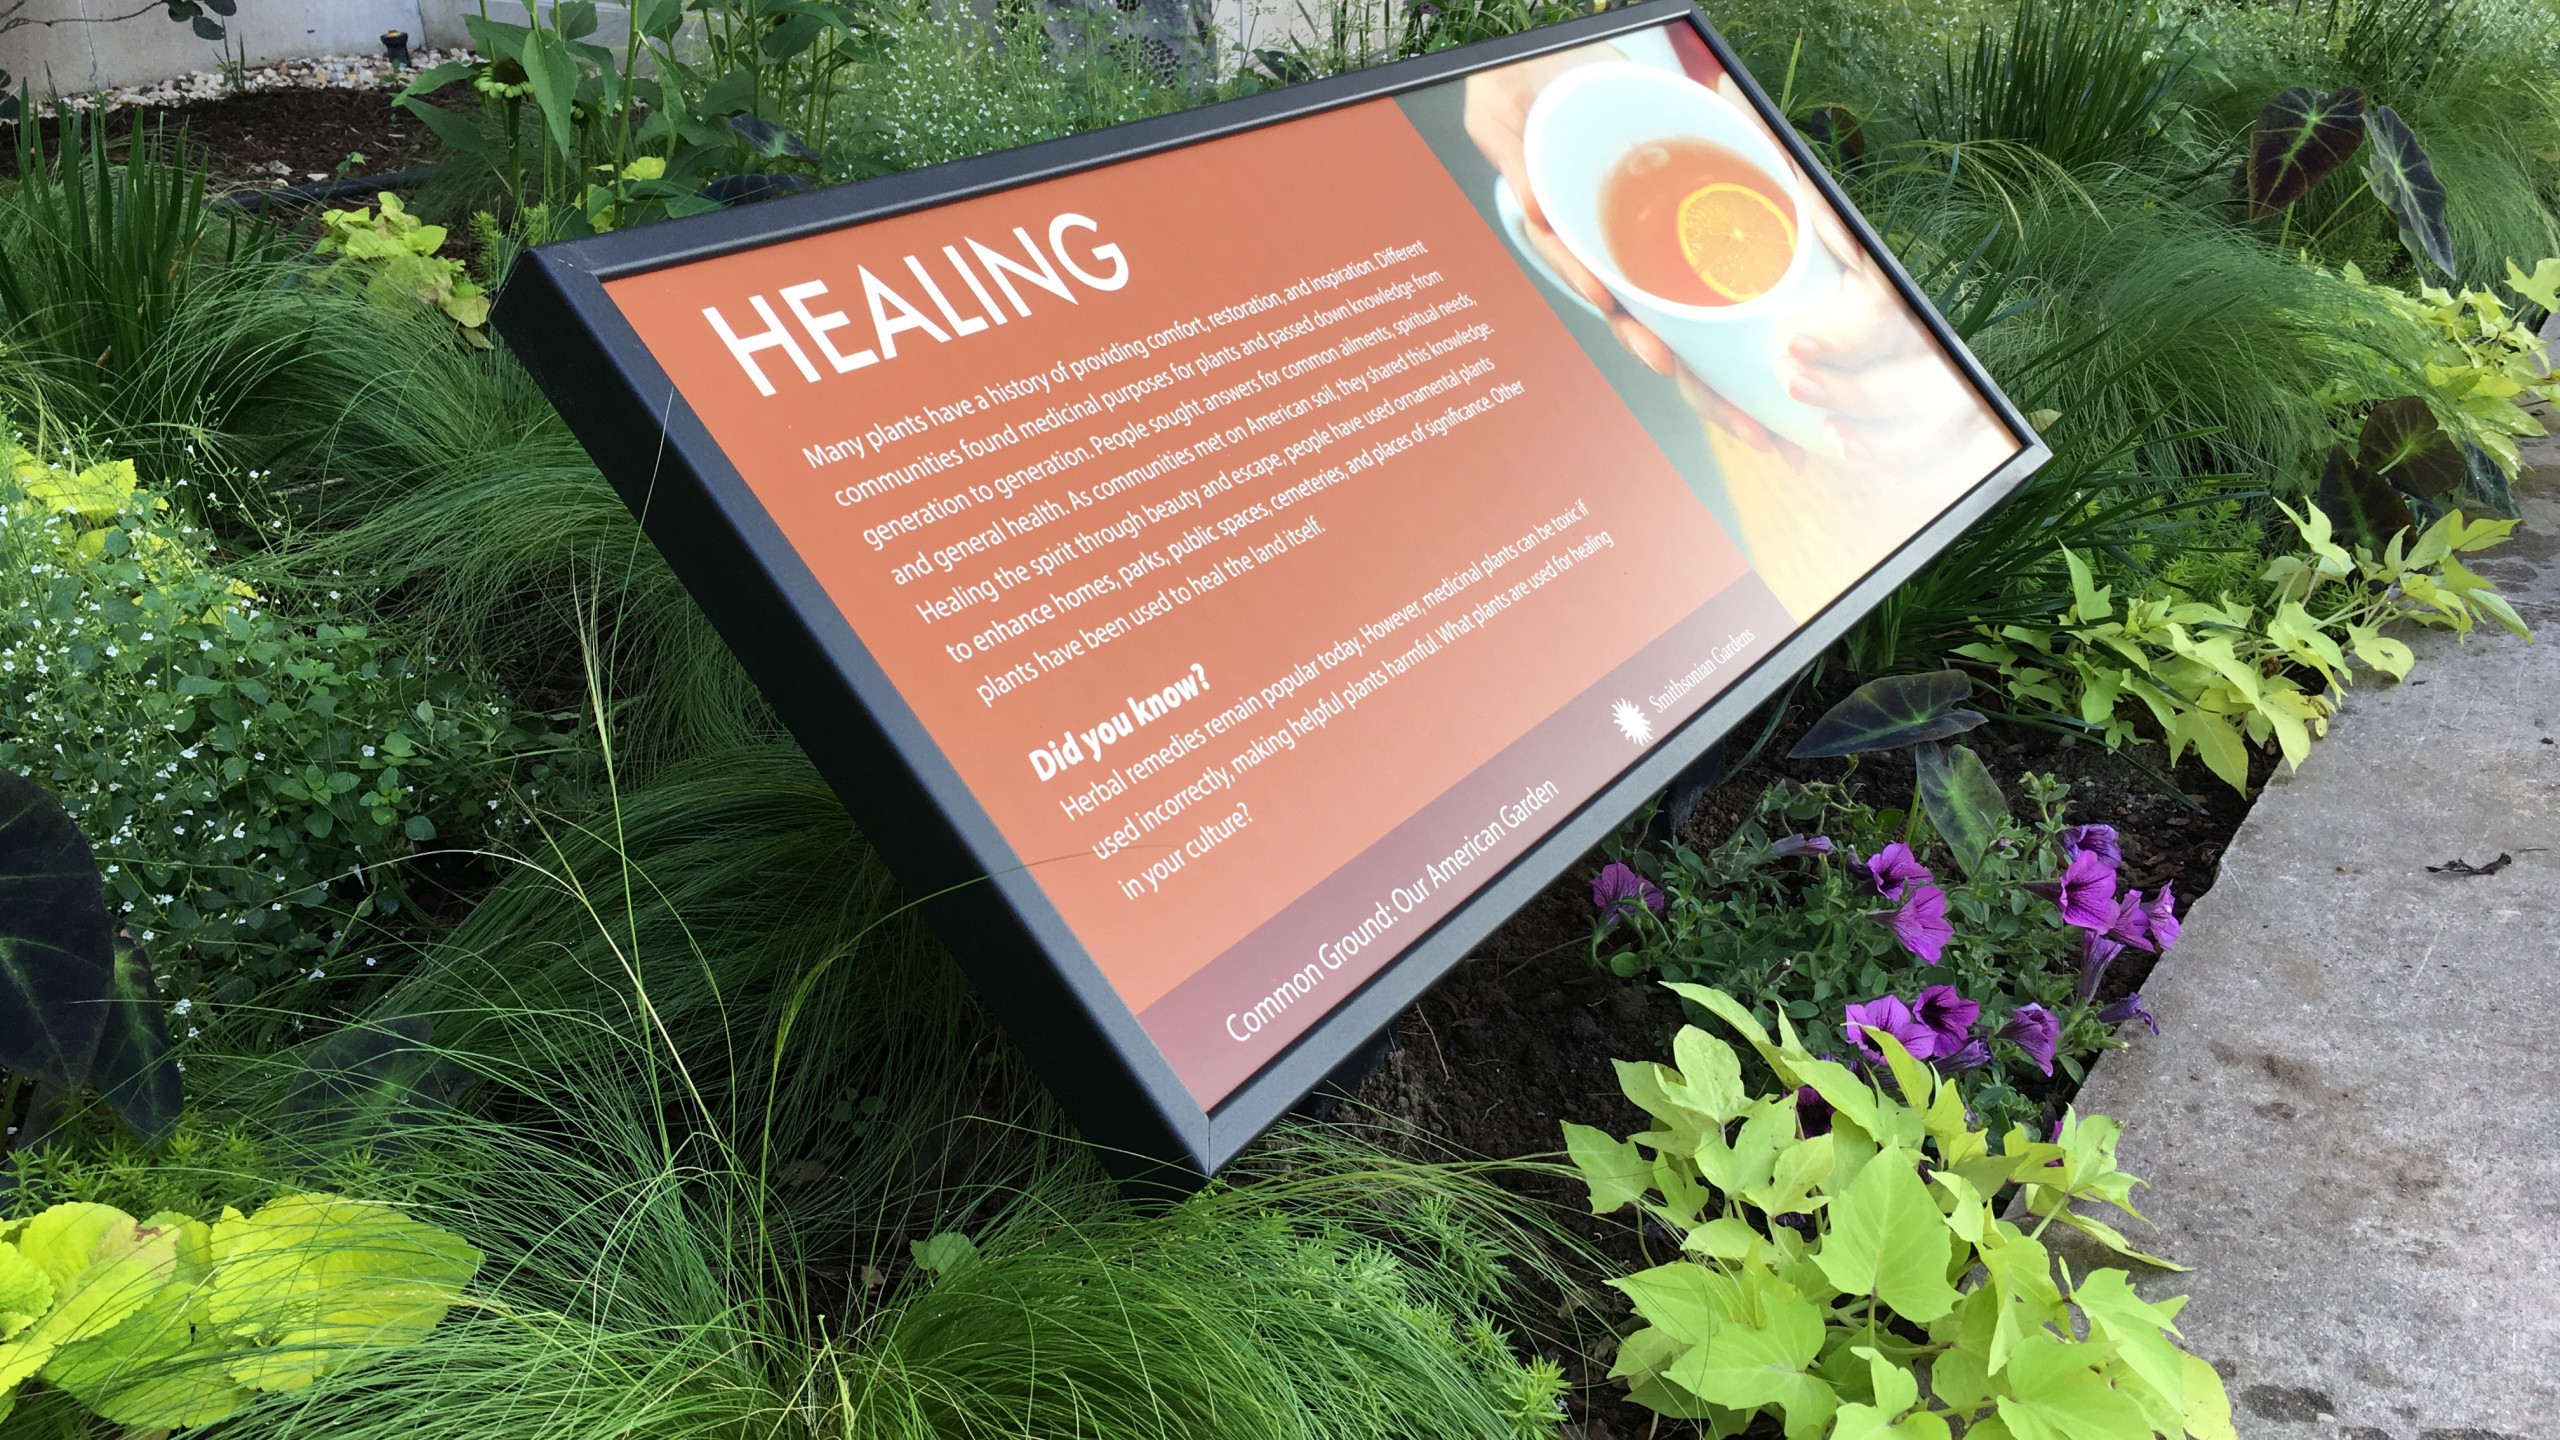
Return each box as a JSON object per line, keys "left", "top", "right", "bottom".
{"left": 701, "top": 212, "right": 1131, "bottom": 398}
{"left": 1027, "top": 662, "right": 1210, "bottom": 781}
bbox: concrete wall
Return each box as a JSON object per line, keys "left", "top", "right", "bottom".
{"left": 415, "top": 1, "right": 632, "bottom": 52}
{"left": 0, "top": 0, "right": 419, "bottom": 93}
{"left": 0, "top": 0, "right": 1312, "bottom": 96}
{"left": 0, "top": 1, "right": 642, "bottom": 93}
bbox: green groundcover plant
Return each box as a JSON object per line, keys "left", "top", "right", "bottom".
{"left": 1590, "top": 770, "right": 2162, "bottom": 1135}
{"left": 1963, "top": 501, "right": 2528, "bottom": 791}
{"left": 0, "top": 427, "right": 571, "bottom": 1019}
{"left": 1561, "top": 985, "right": 2237, "bottom": 1439}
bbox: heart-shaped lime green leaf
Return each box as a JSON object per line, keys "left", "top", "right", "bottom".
{"left": 206, "top": 1196, "right": 480, "bottom": 1392}
{"left": 1812, "top": 1147, "right": 1959, "bottom": 1323}
{"left": 1561, "top": 1122, "right": 1651, "bottom": 1214}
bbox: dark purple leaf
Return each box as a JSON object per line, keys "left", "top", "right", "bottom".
{"left": 1789, "top": 670, "right": 1986, "bottom": 759}
{"left": 2364, "top": 105, "right": 2455, "bottom": 276}
{"left": 2316, "top": 444, "right": 2414, "bottom": 550}
{"left": 2358, "top": 397, "right": 2464, "bottom": 497}
{"left": 0, "top": 771, "right": 114, "bottom": 1090}
{"left": 2243, "top": 85, "right": 2365, "bottom": 220}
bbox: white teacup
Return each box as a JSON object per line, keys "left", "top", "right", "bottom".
{"left": 1495, "top": 60, "right": 1846, "bottom": 455}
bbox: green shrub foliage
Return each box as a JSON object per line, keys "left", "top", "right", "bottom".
{"left": 1562, "top": 986, "right": 2238, "bottom": 1438}
{"left": 0, "top": 435, "right": 564, "bottom": 1021}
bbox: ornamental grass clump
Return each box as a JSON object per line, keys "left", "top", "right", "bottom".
{"left": 12, "top": 734, "right": 1586, "bottom": 1440}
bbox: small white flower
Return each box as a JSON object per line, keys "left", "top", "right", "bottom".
{"left": 172, "top": 997, "right": 192, "bottom": 1015}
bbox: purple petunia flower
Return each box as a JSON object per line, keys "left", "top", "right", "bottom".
{"left": 1877, "top": 882, "right": 1954, "bottom": 964}
{"left": 2098, "top": 993, "right": 2158, "bottom": 1036}
{"left": 1931, "top": 1038, "right": 1992, "bottom": 1074}
{"left": 1591, "top": 862, "right": 1664, "bottom": 930}
{"left": 2028, "top": 849, "right": 2122, "bottom": 932}
{"left": 2060, "top": 823, "right": 2122, "bottom": 870}
{"left": 2142, "top": 883, "right": 2180, "bottom": 953}
{"left": 2106, "top": 888, "right": 2156, "bottom": 952}
{"left": 1914, "top": 983, "right": 1979, "bottom": 1054}
{"left": 1794, "top": 1084, "right": 1832, "bottom": 1138}
{"left": 1999, "top": 1002, "right": 2059, "bottom": 1076}
{"left": 1863, "top": 842, "right": 1932, "bottom": 900}
{"left": 1843, "top": 994, "right": 1939, "bottom": 1064}
{"left": 2076, "top": 930, "right": 2124, "bottom": 999}
{"left": 1769, "top": 834, "right": 1835, "bottom": 859}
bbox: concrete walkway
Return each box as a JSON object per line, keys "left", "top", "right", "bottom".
{"left": 2066, "top": 407, "right": 2560, "bottom": 1440}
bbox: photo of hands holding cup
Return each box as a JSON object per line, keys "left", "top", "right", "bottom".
{"left": 1464, "top": 39, "right": 2006, "bottom": 471}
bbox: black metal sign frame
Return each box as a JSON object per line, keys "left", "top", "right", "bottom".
{"left": 492, "top": 0, "right": 2049, "bottom": 1182}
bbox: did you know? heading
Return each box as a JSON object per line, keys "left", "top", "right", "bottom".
{"left": 701, "top": 212, "right": 1131, "bottom": 397}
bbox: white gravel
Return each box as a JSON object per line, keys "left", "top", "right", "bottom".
{"left": 35, "top": 50, "right": 475, "bottom": 116}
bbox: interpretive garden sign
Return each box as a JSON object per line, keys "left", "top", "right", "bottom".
{"left": 492, "top": 0, "right": 2047, "bottom": 1177}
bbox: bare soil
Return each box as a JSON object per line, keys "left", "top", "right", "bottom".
{"left": 2, "top": 86, "right": 447, "bottom": 190}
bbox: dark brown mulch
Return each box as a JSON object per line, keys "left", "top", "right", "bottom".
{"left": 1, "top": 85, "right": 452, "bottom": 192}
{"left": 1332, "top": 680, "right": 2267, "bottom": 1440}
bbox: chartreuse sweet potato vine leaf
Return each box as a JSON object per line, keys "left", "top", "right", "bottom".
{"left": 1563, "top": 985, "right": 2236, "bottom": 1438}
{"left": 1967, "top": 501, "right": 2525, "bottom": 794}
{"left": 1789, "top": 671, "right": 1986, "bottom": 759}
{"left": 0, "top": 1196, "right": 479, "bottom": 1427}
{"left": 2508, "top": 258, "right": 2560, "bottom": 314}
{"left": 0, "top": 770, "right": 115, "bottom": 1090}
{"left": 2362, "top": 105, "right": 2456, "bottom": 276}
{"left": 2243, "top": 85, "right": 2366, "bottom": 219}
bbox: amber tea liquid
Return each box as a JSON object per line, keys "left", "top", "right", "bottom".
{"left": 1598, "top": 136, "right": 1797, "bottom": 307}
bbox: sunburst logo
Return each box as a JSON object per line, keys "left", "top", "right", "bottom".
{"left": 1611, "top": 699, "right": 1652, "bottom": 745}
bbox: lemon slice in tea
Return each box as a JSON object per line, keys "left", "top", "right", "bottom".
{"left": 1674, "top": 183, "right": 1795, "bottom": 303}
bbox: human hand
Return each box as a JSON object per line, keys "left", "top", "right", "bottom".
{"left": 1463, "top": 45, "right": 1626, "bottom": 315}
{"left": 1775, "top": 206, "right": 1988, "bottom": 464}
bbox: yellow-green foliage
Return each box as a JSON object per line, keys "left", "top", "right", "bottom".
{"left": 1961, "top": 504, "right": 2528, "bottom": 791}
{"left": 0, "top": 1195, "right": 478, "bottom": 1428}
{"left": 1561, "top": 985, "right": 2237, "bottom": 1439}
{"left": 314, "top": 193, "right": 492, "bottom": 341}
{"left": 2321, "top": 257, "right": 2560, "bottom": 476}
